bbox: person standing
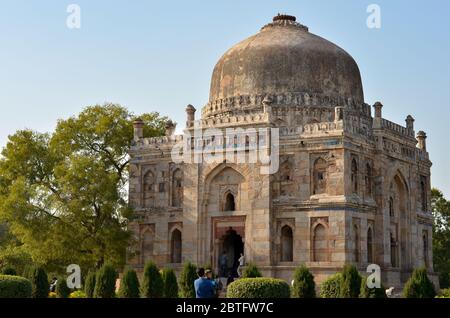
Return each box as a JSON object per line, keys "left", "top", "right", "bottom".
{"left": 194, "top": 268, "right": 215, "bottom": 298}
{"left": 237, "top": 253, "right": 245, "bottom": 277}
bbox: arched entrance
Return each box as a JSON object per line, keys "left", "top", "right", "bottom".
{"left": 220, "top": 228, "right": 244, "bottom": 277}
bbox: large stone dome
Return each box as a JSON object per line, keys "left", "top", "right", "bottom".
{"left": 207, "top": 14, "right": 364, "bottom": 111}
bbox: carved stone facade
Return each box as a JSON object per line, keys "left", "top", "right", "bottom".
{"left": 127, "top": 14, "right": 437, "bottom": 288}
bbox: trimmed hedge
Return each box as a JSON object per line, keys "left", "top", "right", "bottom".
{"left": 141, "top": 262, "right": 163, "bottom": 298}
{"left": 69, "top": 290, "right": 87, "bottom": 298}
{"left": 0, "top": 275, "right": 32, "bottom": 298}
{"left": 118, "top": 267, "right": 140, "bottom": 298}
{"left": 1, "top": 266, "right": 17, "bottom": 276}
{"left": 291, "top": 265, "right": 316, "bottom": 298}
{"left": 242, "top": 263, "right": 262, "bottom": 278}
{"left": 29, "top": 266, "right": 49, "bottom": 298}
{"left": 84, "top": 271, "right": 96, "bottom": 298}
{"left": 94, "top": 264, "right": 118, "bottom": 298}
{"left": 162, "top": 268, "right": 179, "bottom": 298}
{"left": 359, "top": 276, "right": 387, "bottom": 298}
{"left": 56, "top": 276, "right": 71, "bottom": 298}
{"left": 179, "top": 262, "right": 197, "bottom": 298}
{"left": 403, "top": 268, "right": 436, "bottom": 298}
{"left": 227, "top": 278, "right": 290, "bottom": 298}
{"left": 340, "top": 264, "right": 362, "bottom": 298}
{"left": 319, "top": 273, "right": 342, "bottom": 298}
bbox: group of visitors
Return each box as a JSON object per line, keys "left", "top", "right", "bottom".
{"left": 194, "top": 252, "right": 245, "bottom": 298}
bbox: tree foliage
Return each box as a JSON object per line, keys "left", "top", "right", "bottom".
{"left": 141, "top": 262, "right": 163, "bottom": 298}
{"left": 0, "top": 104, "right": 170, "bottom": 271}
{"left": 291, "top": 264, "right": 316, "bottom": 298}
{"left": 84, "top": 270, "right": 96, "bottom": 298}
{"left": 179, "top": 262, "right": 197, "bottom": 298}
{"left": 431, "top": 188, "right": 450, "bottom": 288}
{"left": 29, "top": 266, "right": 49, "bottom": 298}
{"left": 118, "top": 267, "right": 140, "bottom": 298}
{"left": 94, "top": 264, "right": 118, "bottom": 298}
{"left": 403, "top": 267, "right": 436, "bottom": 298}
{"left": 319, "top": 273, "right": 342, "bottom": 298}
{"left": 359, "top": 276, "right": 387, "bottom": 298}
{"left": 56, "top": 276, "right": 71, "bottom": 298}
{"left": 339, "top": 264, "right": 362, "bottom": 298}
{"left": 242, "top": 263, "right": 262, "bottom": 278}
{"left": 162, "top": 268, "right": 179, "bottom": 298}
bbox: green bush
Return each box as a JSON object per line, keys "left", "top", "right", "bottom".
{"left": 69, "top": 290, "right": 87, "bottom": 298}
{"left": 359, "top": 276, "right": 387, "bottom": 298}
{"left": 29, "top": 266, "right": 49, "bottom": 298}
{"left": 436, "top": 288, "right": 450, "bottom": 298}
{"left": 162, "top": 268, "right": 179, "bottom": 298}
{"left": 94, "top": 264, "right": 118, "bottom": 298}
{"left": 340, "top": 264, "right": 362, "bottom": 298}
{"left": 242, "top": 263, "right": 262, "bottom": 278}
{"left": 291, "top": 265, "right": 316, "bottom": 298}
{"left": 179, "top": 262, "right": 197, "bottom": 298}
{"left": 118, "top": 267, "right": 140, "bottom": 298}
{"left": 403, "top": 268, "right": 436, "bottom": 298}
{"left": 0, "top": 275, "right": 32, "bottom": 298}
{"left": 84, "top": 271, "right": 96, "bottom": 298}
{"left": 319, "top": 273, "right": 342, "bottom": 298}
{"left": 227, "top": 278, "right": 290, "bottom": 298}
{"left": 141, "top": 262, "right": 163, "bottom": 298}
{"left": 1, "top": 266, "right": 17, "bottom": 276}
{"left": 56, "top": 276, "right": 71, "bottom": 298}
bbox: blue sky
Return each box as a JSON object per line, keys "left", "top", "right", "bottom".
{"left": 0, "top": 0, "right": 449, "bottom": 195}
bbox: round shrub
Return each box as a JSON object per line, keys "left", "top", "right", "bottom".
{"left": 84, "top": 271, "right": 96, "bottom": 298}
{"left": 403, "top": 267, "right": 436, "bottom": 298}
{"left": 179, "top": 262, "right": 197, "bottom": 298}
{"left": 0, "top": 275, "right": 32, "bottom": 298}
{"left": 29, "top": 266, "right": 49, "bottom": 298}
{"left": 242, "top": 263, "right": 262, "bottom": 278}
{"left": 118, "top": 267, "right": 140, "bottom": 298}
{"left": 359, "top": 276, "right": 387, "bottom": 298}
{"left": 291, "top": 265, "right": 316, "bottom": 298}
{"left": 141, "top": 262, "right": 163, "bottom": 298}
{"left": 162, "top": 268, "right": 179, "bottom": 298}
{"left": 69, "top": 290, "right": 87, "bottom": 298}
{"left": 227, "top": 278, "right": 290, "bottom": 298}
{"left": 436, "top": 288, "right": 450, "bottom": 298}
{"left": 94, "top": 264, "right": 118, "bottom": 298}
{"left": 1, "top": 266, "right": 17, "bottom": 276}
{"left": 56, "top": 276, "right": 71, "bottom": 298}
{"left": 340, "top": 264, "right": 362, "bottom": 298}
{"left": 320, "top": 273, "right": 342, "bottom": 298}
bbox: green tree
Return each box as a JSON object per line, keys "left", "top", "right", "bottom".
{"left": 94, "top": 264, "right": 118, "bottom": 298}
{"left": 319, "top": 273, "right": 342, "bottom": 298}
{"left": 339, "top": 264, "right": 362, "bottom": 298}
{"left": 403, "top": 267, "right": 436, "bottom": 298}
{"left": 162, "top": 268, "right": 179, "bottom": 298}
{"left": 84, "top": 271, "right": 96, "bottom": 298}
{"left": 0, "top": 104, "right": 170, "bottom": 270}
{"left": 359, "top": 276, "right": 387, "bottom": 298}
{"left": 1, "top": 266, "right": 17, "bottom": 276}
{"left": 242, "top": 263, "right": 262, "bottom": 278}
{"left": 118, "top": 267, "right": 140, "bottom": 298}
{"left": 291, "top": 264, "right": 316, "bottom": 298}
{"left": 56, "top": 276, "right": 71, "bottom": 298}
{"left": 431, "top": 188, "right": 450, "bottom": 288}
{"left": 29, "top": 266, "right": 49, "bottom": 298}
{"left": 141, "top": 262, "right": 163, "bottom": 298}
{"left": 179, "top": 262, "right": 197, "bottom": 298}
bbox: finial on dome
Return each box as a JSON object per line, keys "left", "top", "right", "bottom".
{"left": 273, "top": 13, "right": 297, "bottom": 22}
